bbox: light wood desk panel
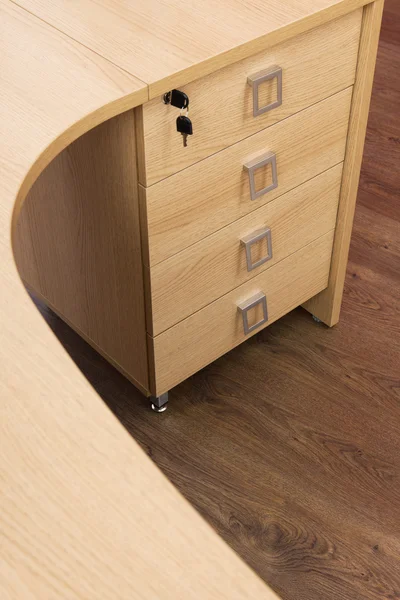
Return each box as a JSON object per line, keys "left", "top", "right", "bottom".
{"left": 0, "top": 1, "right": 279, "bottom": 599}
{"left": 15, "top": 0, "right": 370, "bottom": 94}
{"left": 0, "top": 0, "right": 384, "bottom": 598}
{"left": 15, "top": 110, "right": 149, "bottom": 393}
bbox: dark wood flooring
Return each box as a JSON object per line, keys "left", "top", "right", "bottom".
{"left": 32, "top": 4, "right": 400, "bottom": 599}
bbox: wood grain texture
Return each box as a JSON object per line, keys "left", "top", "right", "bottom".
{"left": 304, "top": 0, "right": 385, "bottom": 325}
{"left": 14, "top": 1, "right": 397, "bottom": 600}
{"left": 45, "top": 6, "right": 400, "bottom": 599}
{"left": 139, "top": 10, "right": 361, "bottom": 185}
{"left": 22, "top": 281, "right": 151, "bottom": 396}
{"left": 148, "top": 165, "right": 342, "bottom": 335}
{"left": 143, "top": 88, "right": 352, "bottom": 266}
{"left": 0, "top": 2, "right": 279, "bottom": 599}
{"left": 15, "top": 110, "right": 149, "bottom": 391}
{"left": 14, "top": 0, "right": 370, "bottom": 97}
{"left": 151, "top": 231, "right": 334, "bottom": 395}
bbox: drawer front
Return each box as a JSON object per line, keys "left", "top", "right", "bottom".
{"left": 142, "top": 87, "right": 352, "bottom": 266}
{"left": 138, "top": 9, "right": 361, "bottom": 186}
{"left": 150, "top": 230, "right": 334, "bottom": 395}
{"left": 148, "top": 164, "right": 342, "bottom": 335}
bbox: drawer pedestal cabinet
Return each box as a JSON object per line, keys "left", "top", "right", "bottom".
{"left": 16, "top": 5, "right": 383, "bottom": 412}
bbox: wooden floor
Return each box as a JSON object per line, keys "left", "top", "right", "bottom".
{"left": 32, "top": 4, "right": 400, "bottom": 599}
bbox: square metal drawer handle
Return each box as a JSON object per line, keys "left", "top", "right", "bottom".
{"left": 247, "top": 66, "right": 283, "bottom": 117}
{"left": 240, "top": 227, "right": 273, "bottom": 272}
{"left": 243, "top": 151, "right": 278, "bottom": 201}
{"left": 237, "top": 292, "right": 268, "bottom": 336}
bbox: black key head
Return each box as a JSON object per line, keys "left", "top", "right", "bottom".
{"left": 176, "top": 115, "right": 193, "bottom": 135}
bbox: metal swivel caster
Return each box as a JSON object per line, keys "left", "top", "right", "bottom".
{"left": 150, "top": 392, "right": 168, "bottom": 413}
{"left": 312, "top": 315, "right": 322, "bottom": 323}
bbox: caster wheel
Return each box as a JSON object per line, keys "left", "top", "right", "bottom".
{"left": 312, "top": 315, "right": 322, "bottom": 323}
{"left": 150, "top": 392, "right": 169, "bottom": 413}
{"left": 151, "top": 403, "right": 168, "bottom": 413}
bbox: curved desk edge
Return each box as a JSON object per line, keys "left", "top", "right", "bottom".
{"left": 0, "top": 2, "right": 278, "bottom": 598}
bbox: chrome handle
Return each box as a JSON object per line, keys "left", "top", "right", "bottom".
{"left": 247, "top": 66, "right": 283, "bottom": 117}
{"left": 243, "top": 151, "right": 278, "bottom": 201}
{"left": 240, "top": 227, "right": 273, "bottom": 272}
{"left": 237, "top": 292, "right": 268, "bottom": 336}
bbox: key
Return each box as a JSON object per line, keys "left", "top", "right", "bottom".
{"left": 176, "top": 115, "right": 192, "bottom": 147}
{"left": 176, "top": 115, "right": 193, "bottom": 147}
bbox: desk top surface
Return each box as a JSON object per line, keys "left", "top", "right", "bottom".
{"left": 0, "top": 0, "right": 366, "bottom": 598}
{"left": 14, "top": 0, "right": 365, "bottom": 94}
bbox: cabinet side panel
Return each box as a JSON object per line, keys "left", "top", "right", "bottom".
{"left": 303, "top": 0, "right": 384, "bottom": 325}
{"left": 14, "top": 110, "right": 149, "bottom": 391}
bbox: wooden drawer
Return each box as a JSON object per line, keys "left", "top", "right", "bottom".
{"left": 141, "top": 87, "right": 352, "bottom": 266}
{"left": 149, "top": 230, "right": 334, "bottom": 395}
{"left": 138, "top": 9, "right": 361, "bottom": 186}
{"left": 147, "top": 164, "right": 342, "bottom": 335}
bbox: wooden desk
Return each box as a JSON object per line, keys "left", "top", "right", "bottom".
{"left": 0, "top": 0, "right": 383, "bottom": 597}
